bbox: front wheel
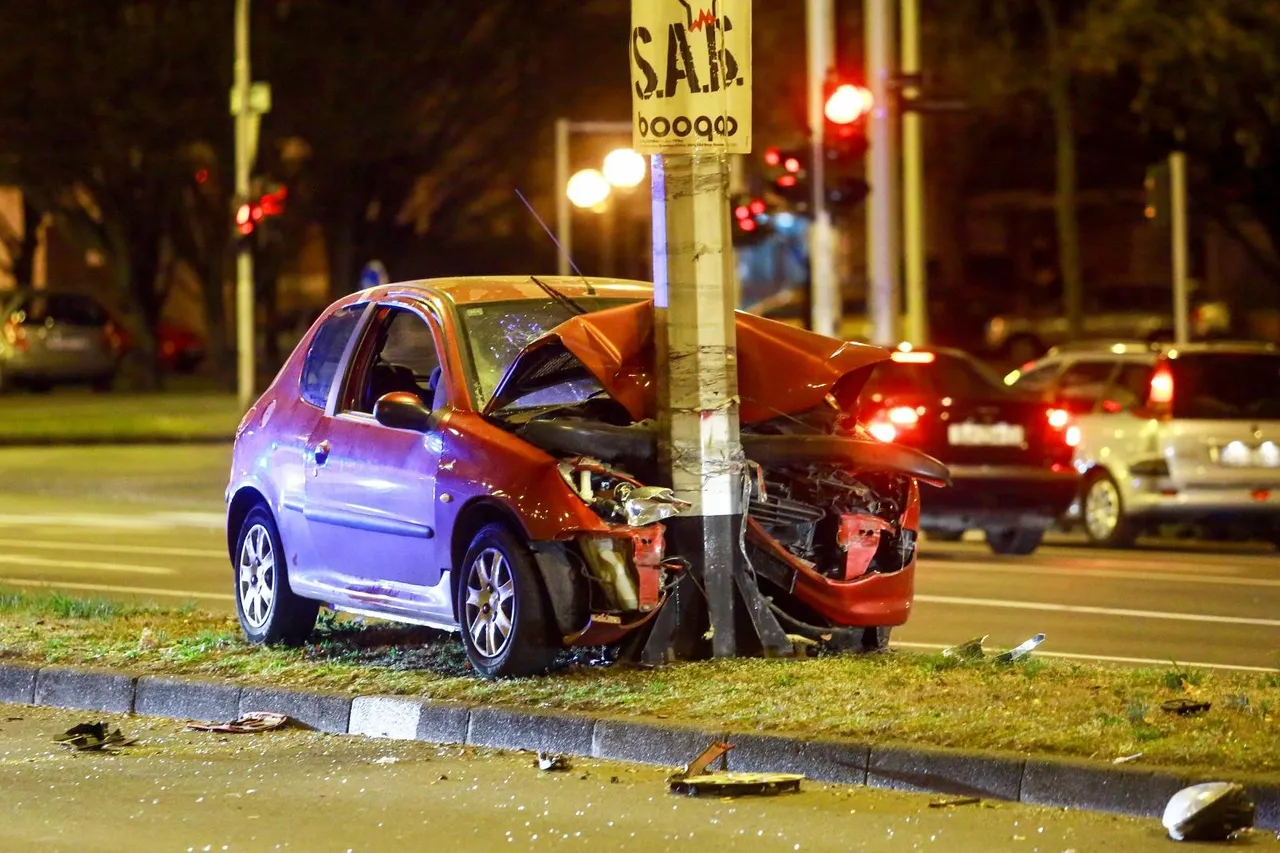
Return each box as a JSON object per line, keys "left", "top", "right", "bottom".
{"left": 234, "top": 506, "right": 318, "bottom": 645}
{"left": 1082, "top": 471, "right": 1138, "bottom": 548}
{"left": 456, "top": 523, "right": 559, "bottom": 678}
{"left": 985, "top": 527, "right": 1045, "bottom": 555}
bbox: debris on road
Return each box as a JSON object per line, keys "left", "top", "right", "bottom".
{"left": 537, "top": 752, "right": 571, "bottom": 772}
{"left": 667, "top": 741, "right": 803, "bottom": 798}
{"left": 1162, "top": 782, "right": 1255, "bottom": 841}
{"left": 1161, "top": 698, "right": 1212, "bottom": 717}
{"left": 1112, "top": 752, "right": 1144, "bottom": 764}
{"left": 929, "top": 796, "right": 982, "bottom": 808}
{"left": 185, "top": 711, "right": 291, "bottom": 734}
{"left": 995, "top": 632, "right": 1046, "bottom": 663}
{"left": 54, "top": 722, "right": 136, "bottom": 752}
{"left": 942, "top": 635, "right": 988, "bottom": 661}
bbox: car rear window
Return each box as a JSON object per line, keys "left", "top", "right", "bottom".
{"left": 1170, "top": 352, "right": 1280, "bottom": 419}
{"left": 863, "top": 353, "right": 1011, "bottom": 399}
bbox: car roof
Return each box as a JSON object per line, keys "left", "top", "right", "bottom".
{"left": 375, "top": 276, "right": 653, "bottom": 307}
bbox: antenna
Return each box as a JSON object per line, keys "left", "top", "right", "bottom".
{"left": 514, "top": 189, "right": 596, "bottom": 294}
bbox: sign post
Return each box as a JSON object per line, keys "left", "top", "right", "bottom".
{"left": 630, "top": 0, "right": 790, "bottom": 661}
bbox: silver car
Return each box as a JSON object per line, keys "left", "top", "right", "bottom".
{"left": 0, "top": 289, "right": 121, "bottom": 392}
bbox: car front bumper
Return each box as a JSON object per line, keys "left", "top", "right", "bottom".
{"left": 920, "top": 464, "right": 1080, "bottom": 532}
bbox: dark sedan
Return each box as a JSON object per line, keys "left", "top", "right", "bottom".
{"left": 857, "top": 345, "right": 1081, "bottom": 554}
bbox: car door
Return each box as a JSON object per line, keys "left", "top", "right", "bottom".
{"left": 303, "top": 302, "right": 451, "bottom": 624}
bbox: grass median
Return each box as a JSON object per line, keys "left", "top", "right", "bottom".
{"left": 2, "top": 589, "right": 1277, "bottom": 776}
{"left": 0, "top": 391, "right": 240, "bottom": 444}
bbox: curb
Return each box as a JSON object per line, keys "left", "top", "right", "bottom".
{"left": 1, "top": 662, "right": 1276, "bottom": 829}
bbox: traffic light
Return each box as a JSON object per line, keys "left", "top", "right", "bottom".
{"left": 730, "top": 193, "right": 773, "bottom": 245}
{"left": 233, "top": 181, "right": 288, "bottom": 248}
{"left": 762, "top": 147, "right": 810, "bottom": 205}
{"left": 1143, "top": 163, "right": 1170, "bottom": 226}
{"left": 823, "top": 78, "right": 872, "bottom": 162}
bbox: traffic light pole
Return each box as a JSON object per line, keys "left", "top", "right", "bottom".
{"left": 1170, "top": 151, "right": 1190, "bottom": 344}
{"left": 865, "top": 0, "right": 900, "bottom": 346}
{"left": 807, "top": 0, "right": 838, "bottom": 338}
{"left": 900, "top": 0, "right": 927, "bottom": 345}
{"left": 233, "top": 0, "right": 255, "bottom": 412}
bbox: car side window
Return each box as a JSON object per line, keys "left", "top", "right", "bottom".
{"left": 48, "top": 294, "right": 105, "bottom": 326}
{"left": 346, "top": 307, "right": 445, "bottom": 415}
{"left": 1104, "top": 362, "right": 1155, "bottom": 412}
{"left": 1012, "top": 363, "right": 1060, "bottom": 394}
{"left": 1054, "top": 360, "right": 1118, "bottom": 411}
{"left": 300, "top": 305, "right": 363, "bottom": 409}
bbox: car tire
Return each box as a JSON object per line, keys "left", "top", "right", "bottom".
{"left": 985, "top": 527, "right": 1044, "bottom": 555}
{"left": 456, "top": 523, "right": 559, "bottom": 679}
{"left": 233, "top": 505, "right": 318, "bottom": 646}
{"left": 925, "top": 529, "right": 964, "bottom": 542}
{"left": 1081, "top": 470, "right": 1138, "bottom": 548}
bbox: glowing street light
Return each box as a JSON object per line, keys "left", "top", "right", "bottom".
{"left": 602, "top": 148, "right": 646, "bottom": 189}
{"left": 824, "top": 83, "right": 874, "bottom": 126}
{"left": 567, "top": 168, "right": 611, "bottom": 209}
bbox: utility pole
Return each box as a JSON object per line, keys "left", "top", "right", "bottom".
{"left": 900, "top": 0, "right": 927, "bottom": 345}
{"left": 865, "top": 0, "right": 900, "bottom": 345}
{"left": 554, "top": 118, "right": 571, "bottom": 277}
{"left": 1170, "top": 151, "right": 1190, "bottom": 344}
{"left": 807, "top": 0, "right": 837, "bottom": 337}
{"left": 233, "top": 0, "right": 254, "bottom": 411}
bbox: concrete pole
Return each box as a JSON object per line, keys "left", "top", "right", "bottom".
{"left": 650, "top": 153, "right": 743, "bottom": 659}
{"left": 233, "top": 0, "right": 255, "bottom": 411}
{"left": 865, "top": 0, "right": 901, "bottom": 345}
{"left": 1170, "top": 151, "right": 1190, "bottom": 344}
{"left": 555, "top": 118, "right": 572, "bottom": 277}
{"left": 807, "top": 0, "right": 837, "bottom": 337}
{"left": 901, "top": 0, "right": 927, "bottom": 345}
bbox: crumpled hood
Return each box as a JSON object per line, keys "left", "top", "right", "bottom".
{"left": 484, "top": 300, "right": 890, "bottom": 423}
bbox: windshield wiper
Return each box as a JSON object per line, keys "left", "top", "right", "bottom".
{"left": 530, "top": 275, "right": 588, "bottom": 316}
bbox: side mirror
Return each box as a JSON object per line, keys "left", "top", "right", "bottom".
{"left": 373, "top": 392, "right": 437, "bottom": 432}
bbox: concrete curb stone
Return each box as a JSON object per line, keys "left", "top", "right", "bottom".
{"left": 467, "top": 707, "right": 594, "bottom": 755}
{"left": 416, "top": 702, "right": 471, "bottom": 745}
{"left": 729, "top": 732, "right": 870, "bottom": 786}
{"left": 34, "top": 667, "right": 136, "bottom": 714}
{"left": 239, "top": 685, "right": 351, "bottom": 733}
{"left": 869, "top": 744, "right": 1026, "bottom": 801}
{"left": 1020, "top": 757, "right": 1191, "bottom": 819}
{"left": 134, "top": 676, "right": 242, "bottom": 723}
{"left": 0, "top": 662, "right": 39, "bottom": 704}
{"left": 349, "top": 696, "right": 427, "bottom": 740}
{"left": 592, "top": 718, "right": 722, "bottom": 768}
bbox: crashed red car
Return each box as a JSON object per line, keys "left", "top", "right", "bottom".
{"left": 225, "top": 277, "right": 948, "bottom": 677}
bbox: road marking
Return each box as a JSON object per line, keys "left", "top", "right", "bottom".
{"left": 0, "top": 537, "right": 225, "bottom": 559}
{"left": 0, "top": 554, "right": 175, "bottom": 575}
{"left": 0, "top": 577, "right": 233, "bottom": 601}
{"left": 893, "top": 641, "right": 1280, "bottom": 673}
{"left": 0, "top": 511, "right": 224, "bottom": 530}
{"left": 921, "top": 559, "right": 1280, "bottom": 589}
{"left": 914, "top": 594, "right": 1280, "bottom": 627}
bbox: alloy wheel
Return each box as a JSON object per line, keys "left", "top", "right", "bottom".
{"left": 1085, "top": 477, "right": 1121, "bottom": 541}
{"left": 464, "top": 547, "right": 516, "bottom": 659}
{"left": 238, "top": 523, "right": 276, "bottom": 629}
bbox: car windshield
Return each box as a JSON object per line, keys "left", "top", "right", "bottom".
{"left": 456, "top": 297, "right": 637, "bottom": 408}
{"left": 1170, "top": 352, "right": 1280, "bottom": 419}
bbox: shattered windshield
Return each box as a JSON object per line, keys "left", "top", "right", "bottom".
{"left": 456, "top": 297, "right": 635, "bottom": 408}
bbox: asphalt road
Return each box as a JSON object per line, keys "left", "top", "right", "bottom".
{"left": 0, "top": 445, "right": 1276, "bottom": 672}
{"left": 2, "top": 702, "right": 1254, "bottom": 853}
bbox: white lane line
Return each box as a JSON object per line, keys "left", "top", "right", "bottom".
{"left": 914, "top": 594, "right": 1280, "bottom": 627}
{"left": 893, "top": 641, "right": 1280, "bottom": 673}
{"left": 0, "top": 554, "right": 175, "bottom": 576}
{"left": 921, "top": 559, "right": 1280, "bottom": 589}
{"left": 0, "top": 578, "right": 232, "bottom": 601}
{"left": 0, "top": 511, "right": 224, "bottom": 530}
{"left": 0, "top": 538, "right": 224, "bottom": 559}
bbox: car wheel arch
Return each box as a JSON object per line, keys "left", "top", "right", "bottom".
{"left": 227, "top": 486, "right": 270, "bottom": 561}
{"left": 448, "top": 499, "right": 532, "bottom": 613}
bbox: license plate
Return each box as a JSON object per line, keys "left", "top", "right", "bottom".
{"left": 948, "top": 422, "right": 1025, "bottom": 447}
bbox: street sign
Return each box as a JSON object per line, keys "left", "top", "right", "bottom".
{"left": 358, "top": 260, "right": 389, "bottom": 290}
{"left": 629, "top": 0, "right": 752, "bottom": 154}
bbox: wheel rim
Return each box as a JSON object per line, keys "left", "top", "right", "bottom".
{"left": 1085, "top": 479, "right": 1120, "bottom": 541}
{"left": 464, "top": 547, "right": 516, "bottom": 659}
{"left": 238, "top": 523, "right": 276, "bottom": 629}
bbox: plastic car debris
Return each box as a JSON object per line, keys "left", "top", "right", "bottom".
{"left": 942, "top": 635, "right": 988, "bottom": 661}
{"left": 1161, "top": 698, "right": 1212, "bottom": 717}
{"left": 1162, "top": 782, "right": 1255, "bottom": 841}
{"left": 995, "top": 632, "right": 1045, "bottom": 663}
{"left": 929, "top": 796, "right": 982, "bottom": 808}
{"left": 54, "top": 722, "right": 136, "bottom": 752}
{"left": 1113, "top": 752, "right": 1144, "bottom": 764}
{"left": 537, "top": 752, "right": 572, "bottom": 772}
{"left": 185, "top": 711, "right": 291, "bottom": 733}
{"left": 667, "top": 741, "right": 803, "bottom": 797}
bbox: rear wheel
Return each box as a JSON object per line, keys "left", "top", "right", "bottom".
{"left": 1082, "top": 470, "right": 1138, "bottom": 548}
{"left": 985, "top": 527, "right": 1044, "bottom": 555}
{"left": 234, "top": 506, "right": 318, "bottom": 645}
{"left": 456, "top": 523, "right": 559, "bottom": 678}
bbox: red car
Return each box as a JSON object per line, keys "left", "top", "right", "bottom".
{"left": 225, "top": 277, "right": 947, "bottom": 677}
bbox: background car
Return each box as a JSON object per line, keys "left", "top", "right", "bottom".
{"left": 226, "top": 277, "right": 946, "bottom": 678}
{"left": 0, "top": 288, "right": 121, "bottom": 392}
{"left": 856, "top": 344, "right": 1080, "bottom": 555}
{"left": 1011, "top": 341, "right": 1280, "bottom": 547}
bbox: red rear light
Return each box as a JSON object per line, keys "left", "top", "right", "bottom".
{"left": 1149, "top": 364, "right": 1174, "bottom": 406}
{"left": 1046, "top": 407, "right": 1080, "bottom": 447}
{"left": 1065, "top": 425, "right": 1081, "bottom": 447}
{"left": 1047, "top": 408, "right": 1069, "bottom": 429}
{"left": 887, "top": 406, "right": 919, "bottom": 426}
{"left": 867, "top": 406, "right": 921, "bottom": 443}
{"left": 890, "top": 350, "right": 935, "bottom": 364}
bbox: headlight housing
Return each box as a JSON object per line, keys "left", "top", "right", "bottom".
{"left": 558, "top": 457, "right": 690, "bottom": 526}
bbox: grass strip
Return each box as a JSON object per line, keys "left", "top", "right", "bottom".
{"left": 0, "top": 393, "right": 240, "bottom": 443}
{"left": 2, "top": 589, "right": 1277, "bottom": 776}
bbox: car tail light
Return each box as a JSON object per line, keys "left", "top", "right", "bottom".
{"left": 890, "top": 350, "right": 935, "bottom": 364}
{"left": 1149, "top": 364, "right": 1174, "bottom": 406}
{"left": 1047, "top": 408, "right": 1069, "bottom": 429}
{"left": 867, "top": 406, "right": 921, "bottom": 443}
{"left": 1046, "top": 407, "right": 1080, "bottom": 447}
{"left": 2, "top": 316, "right": 28, "bottom": 352}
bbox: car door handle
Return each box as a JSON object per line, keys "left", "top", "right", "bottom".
{"left": 314, "top": 440, "right": 331, "bottom": 465}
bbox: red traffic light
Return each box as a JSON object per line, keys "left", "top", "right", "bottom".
{"left": 825, "top": 83, "right": 873, "bottom": 125}
{"left": 734, "top": 204, "right": 751, "bottom": 220}
{"left": 764, "top": 147, "right": 781, "bottom": 167}
{"left": 783, "top": 156, "right": 801, "bottom": 174}
{"left": 776, "top": 174, "right": 797, "bottom": 188}
{"left": 738, "top": 217, "right": 757, "bottom": 232}
{"left": 749, "top": 199, "right": 766, "bottom": 216}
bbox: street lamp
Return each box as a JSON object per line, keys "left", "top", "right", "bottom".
{"left": 602, "top": 148, "right": 646, "bottom": 189}
{"left": 566, "top": 169, "right": 611, "bottom": 210}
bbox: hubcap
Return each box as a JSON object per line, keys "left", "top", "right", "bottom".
{"left": 1085, "top": 479, "right": 1120, "bottom": 541}
{"left": 464, "top": 548, "right": 516, "bottom": 659}
{"left": 238, "top": 523, "right": 276, "bottom": 629}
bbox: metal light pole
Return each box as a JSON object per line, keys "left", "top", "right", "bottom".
{"left": 233, "top": 0, "right": 255, "bottom": 411}
{"left": 865, "top": 0, "right": 900, "bottom": 345}
{"left": 1170, "top": 151, "right": 1190, "bottom": 344}
{"left": 807, "top": 0, "right": 838, "bottom": 337}
{"left": 553, "top": 119, "right": 632, "bottom": 277}
{"left": 900, "top": 0, "right": 927, "bottom": 345}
